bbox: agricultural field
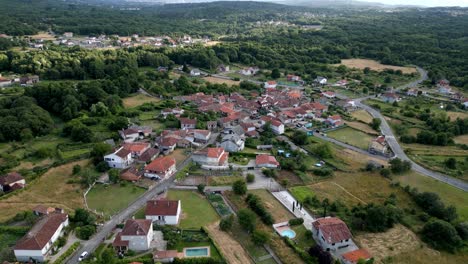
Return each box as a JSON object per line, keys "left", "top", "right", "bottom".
{"left": 167, "top": 190, "right": 219, "bottom": 229}
{"left": 351, "top": 109, "right": 374, "bottom": 123}
{"left": 345, "top": 121, "right": 379, "bottom": 135}
{"left": 0, "top": 160, "right": 88, "bottom": 222}
{"left": 327, "top": 127, "right": 374, "bottom": 150}
{"left": 453, "top": 134, "right": 468, "bottom": 145}
{"left": 122, "top": 93, "right": 160, "bottom": 108}
{"left": 86, "top": 184, "right": 146, "bottom": 216}
{"left": 337, "top": 59, "right": 417, "bottom": 74}
{"left": 203, "top": 76, "right": 240, "bottom": 86}
{"left": 249, "top": 189, "right": 295, "bottom": 222}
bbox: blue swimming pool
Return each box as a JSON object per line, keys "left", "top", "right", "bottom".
{"left": 281, "top": 229, "right": 297, "bottom": 239}
{"left": 184, "top": 247, "right": 209, "bottom": 257}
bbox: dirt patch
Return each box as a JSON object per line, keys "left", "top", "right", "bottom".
{"left": 204, "top": 41, "right": 222, "bottom": 47}
{"left": 453, "top": 134, "right": 468, "bottom": 145}
{"left": 354, "top": 224, "right": 422, "bottom": 261}
{"left": 203, "top": 76, "right": 240, "bottom": 86}
{"left": 277, "top": 170, "right": 304, "bottom": 186}
{"left": 351, "top": 110, "right": 374, "bottom": 123}
{"left": 337, "top": 59, "right": 417, "bottom": 74}
{"left": 206, "top": 221, "right": 254, "bottom": 264}
{"left": 345, "top": 121, "right": 378, "bottom": 135}
{"left": 123, "top": 93, "right": 160, "bottom": 108}
{"left": 447, "top": 111, "right": 468, "bottom": 120}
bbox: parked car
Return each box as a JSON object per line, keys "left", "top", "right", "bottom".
{"left": 78, "top": 251, "right": 88, "bottom": 262}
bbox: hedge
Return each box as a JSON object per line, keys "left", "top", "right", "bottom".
{"left": 53, "top": 241, "right": 81, "bottom": 264}
{"left": 0, "top": 225, "right": 29, "bottom": 235}
{"left": 283, "top": 237, "right": 316, "bottom": 264}
{"left": 288, "top": 218, "right": 304, "bottom": 226}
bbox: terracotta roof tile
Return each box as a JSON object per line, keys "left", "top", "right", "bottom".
{"left": 312, "top": 217, "right": 352, "bottom": 244}
{"left": 146, "top": 200, "right": 179, "bottom": 216}
{"left": 15, "top": 214, "right": 68, "bottom": 250}
{"left": 145, "top": 157, "right": 176, "bottom": 173}
{"left": 121, "top": 219, "right": 152, "bottom": 236}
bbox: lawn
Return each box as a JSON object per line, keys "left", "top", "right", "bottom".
{"left": 289, "top": 186, "right": 315, "bottom": 203}
{"left": 249, "top": 189, "right": 295, "bottom": 222}
{"left": 327, "top": 127, "right": 374, "bottom": 150}
{"left": 0, "top": 160, "right": 87, "bottom": 222}
{"left": 123, "top": 93, "right": 160, "bottom": 108}
{"left": 86, "top": 184, "right": 146, "bottom": 216}
{"left": 408, "top": 154, "right": 468, "bottom": 181}
{"left": 166, "top": 190, "right": 219, "bottom": 229}
{"left": 395, "top": 171, "right": 468, "bottom": 221}
{"left": 351, "top": 110, "right": 374, "bottom": 123}
{"left": 208, "top": 175, "right": 244, "bottom": 186}
{"left": 291, "top": 225, "right": 315, "bottom": 250}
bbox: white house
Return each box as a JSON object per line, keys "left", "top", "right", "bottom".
{"left": 104, "top": 147, "right": 133, "bottom": 169}
{"left": 312, "top": 217, "right": 353, "bottom": 252}
{"left": 179, "top": 118, "right": 197, "bottom": 130}
{"left": 190, "top": 69, "right": 201, "bottom": 76}
{"left": 240, "top": 67, "right": 259, "bottom": 76}
{"left": 321, "top": 91, "right": 336, "bottom": 99}
{"left": 193, "top": 129, "right": 211, "bottom": 143}
{"left": 14, "top": 214, "right": 69, "bottom": 263}
{"left": 144, "top": 156, "right": 176, "bottom": 179}
{"left": 381, "top": 92, "right": 399, "bottom": 103}
{"left": 264, "top": 81, "right": 277, "bottom": 89}
{"left": 261, "top": 117, "right": 285, "bottom": 135}
{"left": 145, "top": 200, "right": 181, "bottom": 225}
{"left": 220, "top": 134, "right": 245, "bottom": 152}
{"left": 119, "top": 126, "right": 153, "bottom": 143}
{"left": 192, "top": 147, "right": 229, "bottom": 166}
{"left": 326, "top": 115, "right": 344, "bottom": 127}
{"left": 314, "top": 76, "right": 327, "bottom": 85}
{"left": 113, "top": 219, "right": 153, "bottom": 252}
{"left": 256, "top": 154, "right": 279, "bottom": 168}
{"left": 0, "top": 172, "right": 25, "bottom": 192}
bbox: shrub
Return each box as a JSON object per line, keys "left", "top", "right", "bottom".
{"left": 246, "top": 173, "right": 255, "bottom": 183}
{"left": 288, "top": 218, "right": 304, "bottom": 226}
{"left": 422, "top": 219, "right": 462, "bottom": 251}
{"left": 245, "top": 194, "right": 274, "bottom": 225}
{"left": 251, "top": 230, "right": 270, "bottom": 245}
{"left": 237, "top": 208, "right": 256, "bottom": 233}
{"left": 219, "top": 215, "right": 234, "bottom": 231}
{"left": 232, "top": 180, "right": 247, "bottom": 195}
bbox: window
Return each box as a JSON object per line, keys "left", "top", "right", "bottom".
{"left": 332, "top": 243, "right": 335, "bottom": 246}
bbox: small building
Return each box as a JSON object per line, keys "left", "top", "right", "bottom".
{"left": 335, "top": 99, "right": 356, "bottom": 112}
{"left": 145, "top": 200, "right": 181, "bottom": 225}
{"left": 321, "top": 91, "right": 336, "bottom": 99}
{"left": 438, "top": 86, "right": 452, "bottom": 95}
{"left": 314, "top": 76, "right": 327, "bottom": 85}
{"left": 159, "top": 137, "right": 179, "bottom": 152}
{"left": 161, "top": 108, "right": 184, "bottom": 119}
{"left": 326, "top": 115, "right": 344, "bottom": 127}
{"left": 381, "top": 93, "right": 399, "bottom": 103}
{"left": 179, "top": 118, "right": 197, "bottom": 130}
{"left": 19, "top": 75, "right": 40, "bottom": 86}
{"left": 217, "top": 64, "right": 230, "bottom": 73}
{"left": 153, "top": 250, "right": 179, "bottom": 263}
{"left": 312, "top": 217, "right": 353, "bottom": 252}
{"left": 104, "top": 147, "right": 133, "bottom": 169}
{"left": 14, "top": 213, "right": 69, "bottom": 263}
{"left": 220, "top": 134, "right": 245, "bottom": 152}
{"left": 261, "top": 117, "right": 285, "bottom": 135}
{"left": 207, "top": 121, "right": 218, "bottom": 131}
{"left": 193, "top": 129, "right": 211, "bottom": 143}
{"left": 369, "top": 135, "right": 388, "bottom": 155}
{"left": 406, "top": 88, "right": 419, "bottom": 97}
{"left": 239, "top": 67, "right": 259, "bottom": 76}
{"left": 190, "top": 69, "right": 201, "bottom": 76}
{"left": 287, "top": 74, "right": 301, "bottom": 82}
{"left": 341, "top": 249, "right": 372, "bottom": 264}
{"left": 0, "top": 172, "right": 25, "bottom": 192}
{"left": 144, "top": 156, "right": 176, "bottom": 179}
{"left": 137, "top": 148, "right": 160, "bottom": 163}
{"left": 0, "top": 76, "right": 13, "bottom": 88}
{"left": 192, "top": 147, "right": 229, "bottom": 166}
{"left": 256, "top": 154, "right": 280, "bottom": 168}
{"left": 63, "top": 32, "right": 74, "bottom": 38}
{"left": 113, "top": 219, "right": 153, "bottom": 252}
{"left": 123, "top": 142, "right": 151, "bottom": 157}
{"left": 264, "top": 81, "right": 277, "bottom": 89}
{"left": 120, "top": 126, "right": 152, "bottom": 143}
{"left": 120, "top": 168, "right": 142, "bottom": 182}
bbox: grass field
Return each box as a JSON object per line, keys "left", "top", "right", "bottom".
{"left": 327, "top": 127, "right": 374, "bottom": 150}
{"left": 337, "top": 59, "right": 417, "bottom": 74}
{"left": 167, "top": 190, "right": 219, "bottom": 229}
{"left": 123, "top": 93, "right": 160, "bottom": 108}
{"left": 0, "top": 160, "right": 87, "bottom": 222}
{"left": 249, "top": 189, "right": 294, "bottom": 222}
{"left": 345, "top": 121, "right": 378, "bottom": 135}
{"left": 208, "top": 175, "right": 244, "bottom": 186}
{"left": 454, "top": 134, "right": 468, "bottom": 145}
{"left": 203, "top": 76, "right": 240, "bottom": 86}
{"left": 351, "top": 110, "right": 374, "bottom": 123}
{"left": 86, "top": 184, "right": 146, "bottom": 216}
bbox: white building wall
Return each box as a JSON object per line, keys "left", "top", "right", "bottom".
{"left": 14, "top": 249, "right": 45, "bottom": 262}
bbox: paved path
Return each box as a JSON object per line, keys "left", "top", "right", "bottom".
{"left": 271, "top": 191, "right": 315, "bottom": 230}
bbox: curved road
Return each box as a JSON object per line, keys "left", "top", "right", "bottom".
{"left": 354, "top": 66, "right": 468, "bottom": 192}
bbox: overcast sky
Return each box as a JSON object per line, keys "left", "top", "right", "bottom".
{"left": 357, "top": 0, "right": 468, "bottom": 6}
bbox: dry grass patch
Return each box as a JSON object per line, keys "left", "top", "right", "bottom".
{"left": 0, "top": 160, "right": 87, "bottom": 222}
{"left": 28, "top": 32, "right": 56, "bottom": 40}
{"left": 206, "top": 221, "right": 254, "bottom": 264}
{"left": 351, "top": 110, "right": 374, "bottom": 123}
{"left": 345, "top": 121, "right": 378, "bottom": 135}
{"left": 453, "top": 134, "right": 468, "bottom": 145}
{"left": 336, "top": 148, "right": 388, "bottom": 171}
{"left": 203, "top": 76, "right": 240, "bottom": 86}
{"left": 122, "top": 93, "right": 160, "bottom": 108}
{"left": 204, "top": 41, "right": 222, "bottom": 47}
{"left": 389, "top": 247, "right": 468, "bottom": 264}
{"left": 337, "top": 59, "right": 417, "bottom": 74}
{"left": 447, "top": 111, "right": 468, "bottom": 120}
{"left": 249, "top": 189, "right": 295, "bottom": 222}
{"left": 168, "top": 149, "right": 189, "bottom": 164}
{"left": 403, "top": 143, "right": 467, "bottom": 156}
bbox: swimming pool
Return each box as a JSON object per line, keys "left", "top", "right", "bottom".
{"left": 184, "top": 247, "right": 210, "bottom": 257}
{"left": 281, "top": 229, "right": 296, "bottom": 239}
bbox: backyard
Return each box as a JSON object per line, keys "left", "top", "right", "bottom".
{"left": 86, "top": 184, "right": 146, "bottom": 216}
{"left": 326, "top": 127, "right": 374, "bottom": 150}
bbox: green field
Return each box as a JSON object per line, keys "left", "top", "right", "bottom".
{"left": 327, "top": 127, "right": 374, "bottom": 150}
{"left": 289, "top": 186, "right": 315, "bottom": 202}
{"left": 86, "top": 184, "right": 146, "bottom": 216}
{"left": 167, "top": 190, "right": 220, "bottom": 229}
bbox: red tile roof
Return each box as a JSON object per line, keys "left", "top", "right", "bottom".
{"left": 115, "top": 148, "right": 132, "bottom": 158}
{"left": 256, "top": 155, "right": 279, "bottom": 166}
{"left": 112, "top": 233, "right": 129, "bottom": 247}
{"left": 138, "top": 148, "right": 159, "bottom": 163}
{"left": 342, "top": 249, "right": 372, "bottom": 263}
{"left": 146, "top": 200, "right": 179, "bottom": 216}
{"left": 161, "top": 137, "right": 179, "bottom": 147}
{"left": 266, "top": 81, "right": 277, "bottom": 85}
{"left": 145, "top": 156, "right": 176, "bottom": 173}
{"left": 207, "top": 147, "right": 225, "bottom": 158}
{"left": 121, "top": 219, "right": 152, "bottom": 236}
{"left": 123, "top": 142, "right": 150, "bottom": 153}
{"left": 312, "top": 217, "right": 352, "bottom": 244}
{"left": 179, "top": 118, "right": 197, "bottom": 125}
{"left": 0, "top": 172, "right": 24, "bottom": 186}
{"left": 328, "top": 115, "right": 342, "bottom": 121}
{"left": 15, "top": 214, "right": 68, "bottom": 250}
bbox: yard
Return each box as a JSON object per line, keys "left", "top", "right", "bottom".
{"left": 166, "top": 190, "right": 219, "bottom": 229}
{"left": 0, "top": 160, "right": 87, "bottom": 223}
{"left": 249, "top": 189, "right": 295, "bottom": 222}
{"left": 86, "top": 184, "right": 146, "bottom": 216}
{"left": 123, "top": 93, "right": 160, "bottom": 108}
{"left": 351, "top": 109, "right": 374, "bottom": 123}
{"left": 326, "top": 127, "right": 374, "bottom": 150}
{"left": 208, "top": 175, "right": 243, "bottom": 186}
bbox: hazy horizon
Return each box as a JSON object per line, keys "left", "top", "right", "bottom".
{"left": 357, "top": 0, "right": 468, "bottom": 7}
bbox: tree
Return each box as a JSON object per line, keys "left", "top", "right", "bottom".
{"left": 91, "top": 143, "right": 112, "bottom": 164}
{"left": 237, "top": 209, "right": 256, "bottom": 233}
{"left": 73, "top": 164, "right": 82, "bottom": 175}
{"left": 246, "top": 173, "right": 255, "bottom": 183}
{"left": 232, "top": 179, "right": 247, "bottom": 195}
{"left": 363, "top": 67, "right": 371, "bottom": 74}
{"left": 220, "top": 214, "right": 234, "bottom": 231}
{"left": 321, "top": 198, "right": 329, "bottom": 217}
{"left": 292, "top": 130, "right": 308, "bottom": 145}
{"left": 72, "top": 208, "right": 95, "bottom": 226}
{"left": 389, "top": 158, "right": 411, "bottom": 174}
{"left": 271, "top": 68, "right": 280, "bottom": 79}
{"left": 445, "top": 157, "right": 457, "bottom": 169}
{"left": 370, "top": 118, "right": 381, "bottom": 130}
{"left": 197, "top": 184, "right": 206, "bottom": 194}
{"left": 252, "top": 230, "right": 270, "bottom": 245}
{"left": 422, "top": 219, "right": 462, "bottom": 251}
{"left": 76, "top": 225, "right": 96, "bottom": 240}
{"left": 380, "top": 168, "right": 391, "bottom": 178}
{"left": 108, "top": 168, "right": 120, "bottom": 183}
{"left": 100, "top": 248, "right": 116, "bottom": 264}
{"left": 313, "top": 143, "right": 334, "bottom": 159}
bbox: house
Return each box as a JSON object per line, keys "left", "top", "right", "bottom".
{"left": 0, "top": 76, "right": 13, "bottom": 88}
{"left": 123, "top": 142, "right": 151, "bottom": 157}
{"left": 14, "top": 213, "right": 69, "bottom": 263}
{"left": 438, "top": 86, "right": 452, "bottom": 95}
{"left": 192, "top": 147, "right": 229, "bottom": 166}
{"left": 207, "top": 121, "right": 218, "bottom": 131}
{"left": 326, "top": 115, "right": 344, "bottom": 127}
{"left": 312, "top": 217, "right": 353, "bottom": 252}
{"left": 193, "top": 130, "right": 211, "bottom": 143}
{"left": 161, "top": 108, "right": 184, "bottom": 118}
{"left": 239, "top": 67, "right": 259, "bottom": 76}
{"left": 153, "top": 250, "right": 179, "bottom": 263}
{"left": 32, "top": 205, "right": 63, "bottom": 216}
{"left": 0, "top": 172, "right": 25, "bottom": 192}
{"left": 406, "top": 88, "right": 419, "bottom": 97}
{"left": 120, "top": 167, "right": 142, "bottom": 182}
{"left": 463, "top": 98, "right": 468, "bottom": 108}
{"left": 261, "top": 116, "right": 285, "bottom": 135}
{"left": 137, "top": 148, "right": 160, "bottom": 163}
{"left": 220, "top": 134, "right": 245, "bottom": 152}
{"left": 120, "top": 126, "right": 153, "bottom": 142}
{"left": 321, "top": 91, "right": 336, "bottom": 99}
{"left": 190, "top": 69, "right": 201, "bottom": 76}
{"left": 179, "top": 118, "right": 197, "bottom": 130}
{"left": 287, "top": 74, "right": 301, "bottom": 82}
{"left": 368, "top": 136, "right": 388, "bottom": 155}
{"left": 341, "top": 249, "right": 372, "bottom": 264}
{"left": 63, "top": 32, "right": 73, "bottom": 38}
{"left": 381, "top": 93, "right": 399, "bottom": 103}
{"left": 144, "top": 156, "right": 176, "bottom": 179}
{"left": 264, "top": 81, "right": 277, "bottom": 89}
{"left": 256, "top": 154, "right": 280, "bottom": 168}
{"left": 159, "top": 137, "right": 179, "bottom": 152}
{"left": 335, "top": 99, "right": 356, "bottom": 112}
{"left": 19, "top": 75, "right": 40, "bottom": 86}
{"left": 113, "top": 219, "right": 153, "bottom": 252}
{"left": 104, "top": 147, "right": 133, "bottom": 169}
{"left": 334, "top": 79, "right": 348, "bottom": 87}
{"left": 217, "top": 64, "right": 230, "bottom": 73}
{"left": 314, "top": 76, "right": 327, "bottom": 85}
{"left": 145, "top": 200, "right": 181, "bottom": 225}
{"left": 223, "top": 125, "right": 245, "bottom": 138}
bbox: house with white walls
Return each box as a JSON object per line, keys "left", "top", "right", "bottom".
{"left": 104, "top": 147, "right": 133, "bottom": 169}
{"left": 145, "top": 200, "right": 181, "bottom": 225}
{"left": 113, "top": 219, "right": 153, "bottom": 252}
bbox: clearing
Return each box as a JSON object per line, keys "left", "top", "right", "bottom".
{"left": 249, "top": 189, "right": 295, "bottom": 222}
{"left": 167, "top": 190, "right": 219, "bottom": 229}
{"left": 204, "top": 41, "right": 222, "bottom": 47}
{"left": 86, "top": 184, "right": 146, "bottom": 216}
{"left": 453, "top": 134, "right": 468, "bottom": 145}
{"left": 123, "top": 93, "right": 160, "bottom": 108}
{"left": 337, "top": 59, "right": 417, "bottom": 74}
{"left": 446, "top": 111, "right": 468, "bottom": 120}
{"left": 203, "top": 76, "right": 240, "bottom": 86}
{"left": 351, "top": 110, "right": 374, "bottom": 123}
{"left": 28, "top": 31, "right": 56, "bottom": 40}
{"left": 205, "top": 221, "right": 254, "bottom": 264}
{"left": 0, "top": 160, "right": 87, "bottom": 222}
{"left": 327, "top": 127, "right": 374, "bottom": 150}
